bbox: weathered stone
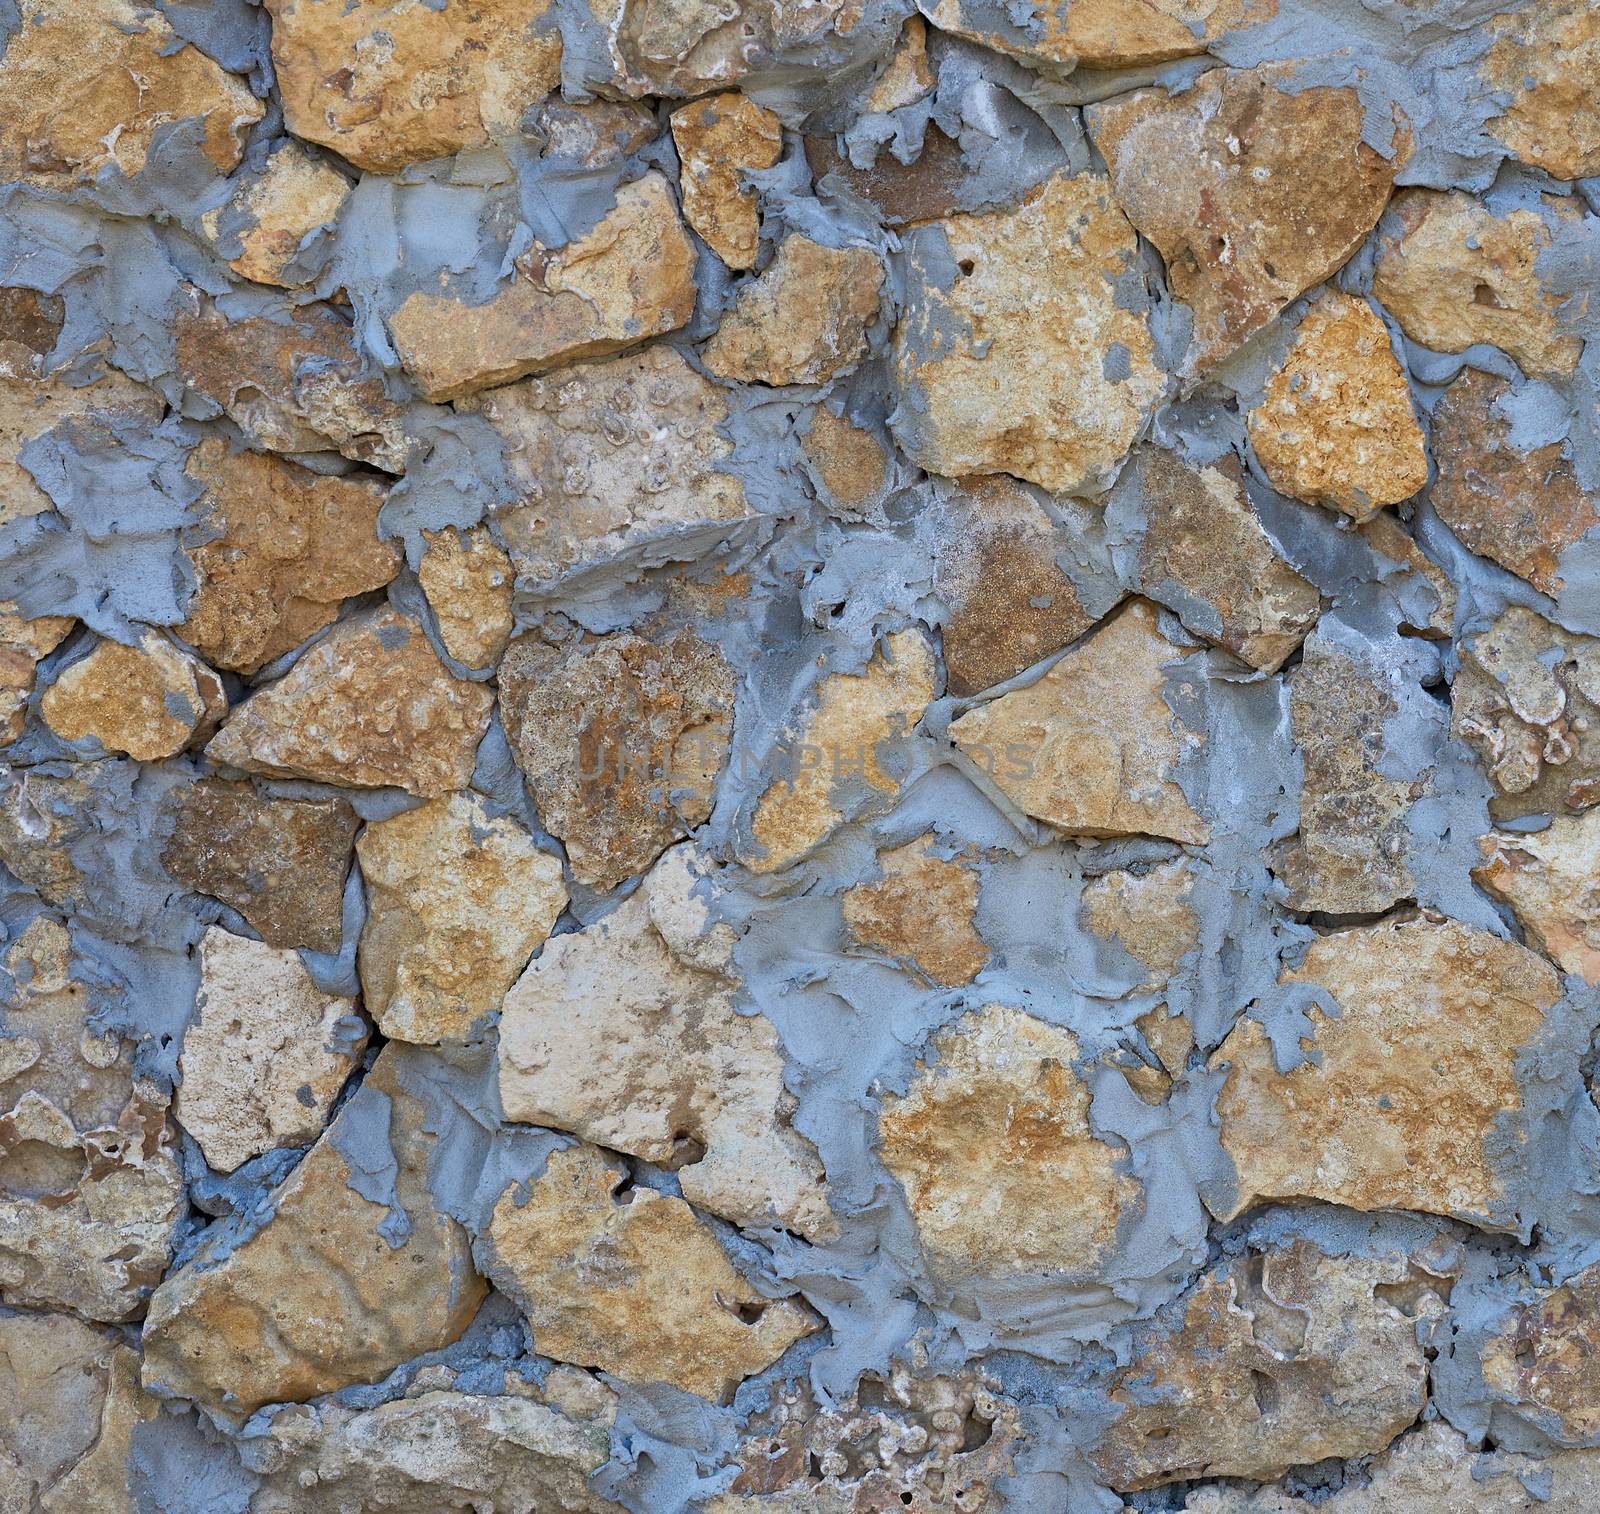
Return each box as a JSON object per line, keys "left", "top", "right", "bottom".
{"left": 265, "top": 0, "right": 562, "bottom": 173}
{"left": 1481, "top": 0, "right": 1600, "bottom": 181}
{"left": 1478, "top": 1262, "right": 1600, "bottom": 1445}
{"left": 200, "top": 142, "right": 351, "bottom": 288}
{"left": 417, "top": 526, "right": 514, "bottom": 669}
{"left": 747, "top": 630, "right": 937, "bottom": 873}
{"left": 1212, "top": 916, "right": 1561, "bottom": 1229}
{"left": 206, "top": 607, "right": 494, "bottom": 797}
{"left": 0, "top": 0, "right": 263, "bottom": 190}
{"left": 0, "top": 768, "right": 114, "bottom": 919}
{"left": 1138, "top": 1006, "right": 1195, "bottom": 1079}
{"left": 500, "top": 844, "right": 834, "bottom": 1238}
{"left": 0, "top": 288, "right": 64, "bottom": 382}
{"left": 179, "top": 438, "right": 400, "bottom": 674}
{"left": 802, "top": 405, "right": 889, "bottom": 515}
{"left": 1081, "top": 858, "right": 1198, "bottom": 989}
{"left": 1357, "top": 510, "right": 1458, "bottom": 638}
{"left": 865, "top": 15, "right": 934, "bottom": 111}
{"left": 0, "top": 609, "right": 72, "bottom": 745}
{"left": 878, "top": 1004, "right": 1137, "bottom": 1284}
{"left": 141, "top": 1047, "right": 486, "bottom": 1416}
{"left": 1475, "top": 814, "right": 1600, "bottom": 986}
{"left": 160, "top": 779, "right": 358, "bottom": 954}
{"left": 390, "top": 173, "right": 697, "bottom": 402}
{"left": 950, "top": 598, "right": 1208, "bottom": 844}
{"left": 892, "top": 173, "right": 1164, "bottom": 494}
{"left": 1429, "top": 367, "right": 1599, "bottom": 596}
{"left": 1087, "top": 67, "right": 1407, "bottom": 373}
{"left": 671, "top": 93, "right": 783, "bottom": 269}
{"left": 1247, "top": 292, "right": 1428, "bottom": 521}
{"left": 358, "top": 793, "right": 567, "bottom": 1045}
{"left": 482, "top": 1143, "right": 819, "bottom": 1403}
{"left": 841, "top": 836, "right": 988, "bottom": 987}
{"left": 1371, "top": 189, "right": 1582, "bottom": 381}
{"left": 1091, "top": 1239, "right": 1437, "bottom": 1489}
{"left": 41, "top": 630, "right": 226, "bottom": 760}
{"left": 803, "top": 126, "right": 970, "bottom": 228}
{"left": 465, "top": 344, "right": 756, "bottom": 592}
{"left": 499, "top": 628, "right": 735, "bottom": 890}
{"left": 536, "top": 98, "right": 658, "bottom": 166}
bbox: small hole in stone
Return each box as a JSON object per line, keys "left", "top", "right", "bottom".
{"left": 957, "top": 258, "right": 975, "bottom": 275}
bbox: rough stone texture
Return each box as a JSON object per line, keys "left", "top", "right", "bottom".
{"left": 950, "top": 598, "right": 1208, "bottom": 844}
{"left": 1212, "top": 916, "right": 1561, "bottom": 1229}
{"left": 864, "top": 15, "right": 934, "bottom": 112}
{"left": 1247, "top": 293, "right": 1429, "bottom": 521}
{"left": 802, "top": 406, "right": 889, "bottom": 516}
{"left": 1080, "top": 858, "right": 1198, "bottom": 990}
{"left": 1479, "top": 1263, "right": 1600, "bottom": 1444}
{"left": 536, "top": 98, "right": 658, "bottom": 166}
{"left": 200, "top": 142, "right": 352, "bottom": 288}
{"left": 704, "top": 236, "right": 883, "bottom": 386}
{"left": 840, "top": 835, "right": 988, "bottom": 987}
{"left": 891, "top": 173, "right": 1164, "bottom": 494}
{"left": 417, "top": 525, "right": 515, "bottom": 669}
{"left": 0, "top": 609, "right": 72, "bottom": 745}
{"left": 671, "top": 93, "right": 783, "bottom": 269}
{"left": 40, "top": 630, "right": 226, "bottom": 760}
{"left": 206, "top": 607, "right": 494, "bottom": 797}
{"left": 482, "top": 1142, "right": 819, "bottom": 1403}
{"left": 1475, "top": 814, "right": 1600, "bottom": 986}
{"left": 176, "top": 927, "right": 365, "bottom": 1173}
{"left": 265, "top": 0, "right": 563, "bottom": 173}
{"left": 803, "top": 126, "right": 971, "bottom": 229}
{"left": 357, "top": 792, "right": 567, "bottom": 1044}
{"left": 499, "top": 628, "right": 736, "bottom": 890}
{"left": 1371, "top": 189, "right": 1583, "bottom": 381}
{"left": 160, "top": 779, "right": 359, "bottom": 954}
{"left": 179, "top": 437, "right": 400, "bottom": 674}
{"left": 1087, "top": 66, "right": 1407, "bottom": 373}
{"left": 1357, "top": 511, "right": 1458, "bottom": 639}
{"left": 1481, "top": 0, "right": 1600, "bottom": 181}
{"left": 500, "top": 846, "right": 834, "bottom": 1239}
{"left": 389, "top": 172, "right": 697, "bottom": 402}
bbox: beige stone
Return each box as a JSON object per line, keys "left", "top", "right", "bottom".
{"left": 0, "top": 0, "right": 262, "bottom": 190}
{"left": 537, "top": 98, "right": 658, "bottom": 166}
{"left": 802, "top": 406, "right": 889, "bottom": 515}
{"left": 1475, "top": 814, "right": 1600, "bottom": 986}
{"left": 1479, "top": 1263, "right": 1600, "bottom": 1443}
{"left": 1081, "top": 858, "right": 1198, "bottom": 989}
{"left": 1482, "top": 0, "right": 1600, "bottom": 181}
{"left": 499, "top": 628, "right": 735, "bottom": 890}
{"left": 41, "top": 630, "right": 226, "bottom": 760}
{"left": 1212, "top": 915, "right": 1560, "bottom": 1229}
{"left": 201, "top": 142, "right": 351, "bottom": 288}
{"left": 841, "top": 836, "right": 987, "bottom": 987}
{"left": 390, "top": 173, "right": 697, "bottom": 402}
{"left": 950, "top": 598, "right": 1208, "bottom": 844}
{"left": 1138, "top": 1007, "right": 1195, "bottom": 1080}
{"left": 747, "top": 630, "right": 937, "bottom": 873}
{"left": 671, "top": 93, "right": 783, "bottom": 269}
{"left": 864, "top": 15, "right": 934, "bottom": 111}
{"left": 179, "top": 437, "right": 400, "bottom": 674}
{"left": 892, "top": 173, "right": 1164, "bottom": 495}
{"left": 206, "top": 607, "right": 494, "bottom": 797}
{"left": 483, "top": 1143, "right": 819, "bottom": 1403}
{"left": 417, "top": 526, "right": 515, "bottom": 668}
{"left": 357, "top": 792, "right": 567, "bottom": 1044}
{"left": 1372, "top": 189, "right": 1582, "bottom": 381}
{"left": 500, "top": 846, "right": 834, "bottom": 1239}
{"left": 1087, "top": 67, "right": 1407, "bottom": 373}
{"left": 879, "top": 1004, "right": 1137, "bottom": 1283}
{"left": 141, "top": 1048, "right": 486, "bottom": 1416}
{"left": 0, "top": 608, "right": 72, "bottom": 745}
{"left": 265, "top": 0, "right": 562, "bottom": 173}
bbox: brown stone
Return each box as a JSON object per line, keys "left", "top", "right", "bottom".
{"left": 950, "top": 598, "right": 1208, "bottom": 844}
{"left": 0, "top": 608, "right": 72, "bottom": 745}
{"left": 1212, "top": 915, "right": 1561, "bottom": 1229}
{"left": 499, "top": 628, "right": 735, "bottom": 890}
{"left": 179, "top": 437, "right": 400, "bottom": 674}
{"left": 0, "top": 768, "right": 112, "bottom": 916}
{"left": 417, "top": 525, "right": 515, "bottom": 668}
{"left": 0, "top": 288, "right": 64, "bottom": 381}
{"left": 160, "top": 779, "right": 359, "bottom": 954}
{"left": 802, "top": 405, "right": 890, "bottom": 515}
{"left": 200, "top": 142, "right": 352, "bottom": 288}
{"left": 891, "top": 173, "right": 1165, "bottom": 495}
{"left": 1482, "top": 0, "right": 1600, "bottom": 181}
{"left": 1474, "top": 814, "right": 1600, "bottom": 986}
{"left": 1138, "top": 1006, "right": 1195, "bottom": 1079}
{"left": 1087, "top": 66, "right": 1407, "bottom": 373}
{"left": 1081, "top": 858, "right": 1199, "bottom": 988}
{"left": 865, "top": 15, "right": 934, "bottom": 111}
{"left": 265, "top": 0, "right": 562, "bottom": 173}
{"left": 841, "top": 835, "right": 988, "bottom": 987}
{"left": 671, "top": 93, "right": 783, "bottom": 270}
{"left": 536, "top": 98, "right": 658, "bottom": 166}
{"left": 205, "top": 607, "right": 494, "bottom": 797}
{"left": 802, "top": 127, "right": 970, "bottom": 228}
{"left": 390, "top": 173, "right": 697, "bottom": 403}
{"left": 1357, "top": 511, "right": 1457, "bottom": 638}
{"left": 1480, "top": 1263, "right": 1600, "bottom": 1443}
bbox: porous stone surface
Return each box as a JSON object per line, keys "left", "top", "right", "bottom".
{"left": 199, "top": 142, "right": 351, "bottom": 288}
{"left": 928, "top": 0, "right": 1275, "bottom": 67}
{"left": 841, "top": 835, "right": 987, "bottom": 987}
{"left": 416, "top": 525, "right": 515, "bottom": 668}
{"left": 0, "top": 609, "right": 71, "bottom": 744}
{"left": 1474, "top": 814, "right": 1600, "bottom": 986}
{"left": 1080, "top": 857, "right": 1198, "bottom": 990}
{"left": 1480, "top": 0, "right": 1600, "bottom": 181}
{"left": 671, "top": 93, "right": 783, "bottom": 269}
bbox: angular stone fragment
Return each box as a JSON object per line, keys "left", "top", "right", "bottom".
{"left": 1081, "top": 858, "right": 1198, "bottom": 989}
{"left": 1087, "top": 67, "right": 1407, "bottom": 373}
{"left": 1212, "top": 916, "right": 1561, "bottom": 1229}
{"left": 803, "top": 127, "right": 971, "bottom": 228}
{"left": 500, "top": 846, "right": 833, "bottom": 1238}
{"left": 803, "top": 406, "right": 889, "bottom": 515}
{"left": 0, "top": 288, "right": 64, "bottom": 381}
{"left": 1247, "top": 293, "right": 1428, "bottom": 521}
{"left": 1479, "top": 1263, "right": 1600, "bottom": 1444}
{"left": 747, "top": 630, "right": 937, "bottom": 873}
{"left": 0, "top": 609, "right": 72, "bottom": 744}
{"left": 483, "top": 1143, "right": 819, "bottom": 1403}
{"left": 892, "top": 173, "right": 1164, "bottom": 494}
{"left": 865, "top": 15, "right": 934, "bottom": 111}
{"left": 1358, "top": 513, "right": 1457, "bottom": 637}
{"left": 160, "top": 779, "right": 358, "bottom": 954}
{"left": 141, "top": 1048, "right": 486, "bottom": 1416}
{"left": 177, "top": 927, "right": 365, "bottom": 1173}
{"left": 200, "top": 142, "right": 352, "bottom": 288}
{"left": 671, "top": 93, "right": 783, "bottom": 270}
{"left": 841, "top": 836, "right": 987, "bottom": 987}
{"left": 1091, "top": 1240, "right": 1436, "bottom": 1489}
{"left": 206, "top": 608, "right": 493, "bottom": 797}
{"left": 179, "top": 438, "right": 400, "bottom": 674}
{"left": 1475, "top": 815, "right": 1600, "bottom": 986}
{"left": 1371, "top": 190, "right": 1582, "bottom": 381}
{"left": 537, "top": 98, "right": 658, "bottom": 166}
{"left": 390, "top": 173, "right": 697, "bottom": 402}
{"left": 0, "top": 0, "right": 263, "bottom": 190}
{"left": 417, "top": 526, "right": 514, "bottom": 668}
{"left": 466, "top": 344, "right": 756, "bottom": 592}
{"left": 878, "top": 1004, "right": 1137, "bottom": 1284}
{"left": 358, "top": 793, "right": 567, "bottom": 1045}
{"left": 950, "top": 599, "right": 1207, "bottom": 844}
{"left": 1481, "top": 0, "right": 1600, "bottom": 181}
{"left": 41, "top": 630, "right": 226, "bottom": 761}
{"left": 265, "top": 0, "right": 562, "bottom": 173}
{"left": 500, "top": 629, "right": 735, "bottom": 890}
